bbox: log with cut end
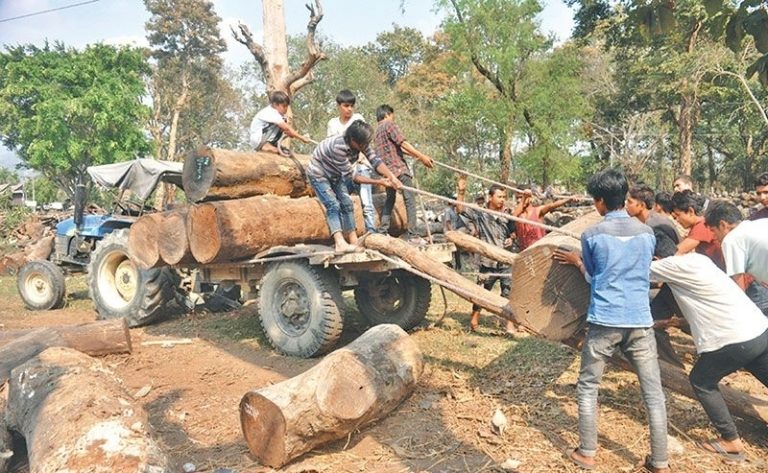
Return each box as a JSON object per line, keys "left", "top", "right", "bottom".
{"left": 157, "top": 207, "right": 195, "bottom": 265}
{"left": 182, "top": 147, "right": 312, "bottom": 202}
{"left": 445, "top": 230, "right": 517, "bottom": 266}
{"left": 23, "top": 235, "right": 54, "bottom": 262}
{"left": 509, "top": 212, "right": 602, "bottom": 342}
{"left": 127, "top": 212, "right": 165, "bottom": 270}
{"left": 240, "top": 324, "right": 422, "bottom": 468}
{"left": 0, "top": 319, "right": 131, "bottom": 358}
{"left": 3, "top": 347, "right": 168, "bottom": 473}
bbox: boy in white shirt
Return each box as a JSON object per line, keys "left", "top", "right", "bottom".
{"left": 249, "top": 91, "right": 311, "bottom": 153}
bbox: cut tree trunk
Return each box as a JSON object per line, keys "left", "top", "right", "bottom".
{"left": 182, "top": 147, "right": 311, "bottom": 202}
{"left": 23, "top": 236, "right": 54, "bottom": 262}
{"left": 158, "top": 208, "right": 195, "bottom": 265}
{"left": 509, "top": 212, "right": 602, "bottom": 342}
{"left": 445, "top": 230, "right": 517, "bottom": 266}
{"left": 360, "top": 233, "right": 516, "bottom": 322}
{"left": 0, "top": 319, "right": 131, "bottom": 357}
{"left": 3, "top": 347, "right": 168, "bottom": 473}
{"left": 0, "top": 383, "right": 9, "bottom": 472}
{"left": 127, "top": 213, "right": 165, "bottom": 270}
{"left": 240, "top": 324, "right": 422, "bottom": 468}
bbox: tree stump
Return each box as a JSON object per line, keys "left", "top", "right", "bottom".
{"left": 240, "top": 324, "right": 423, "bottom": 468}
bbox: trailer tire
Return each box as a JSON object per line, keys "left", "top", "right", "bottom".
{"left": 88, "top": 229, "right": 178, "bottom": 327}
{"left": 258, "top": 261, "right": 343, "bottom": 358}
{"left": 354, "top": 271, "right": 431, "bottom": 331}
{"left": 17, "top": 260, "right": 67, "bottom": 310}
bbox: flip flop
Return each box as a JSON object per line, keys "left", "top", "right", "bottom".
{"left": 564, "top": 447, "right": 596, "bottom": 470}
{"left": 698, "top": 439, "right": 745, "bottom": 464}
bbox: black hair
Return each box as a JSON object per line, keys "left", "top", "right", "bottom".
{"left": 628, "top": 184, "right": 655, "bottom": 210}
{"left": 755, "top": 172, "right": 768, "bottom": 188}
{"left": 336, "top": 89, "right": 356, "bottom": 105}
{"left": 375, "top": 104, "right": 394, "bottom": 122}
{"left": 674, "top": 174, "right": 693, "bottom": 187}
{"left": 704, "top": 200, "right": 743, "bottom": 227}
{"left": 670, "top": 190, "right": 707, "bottom": 215}
{"left": 344, "top": 120, "right": 373, "bottom": 148}
{"left": 488, "top": 184, "right": 506, "bottom": 197}
{"left": 586, "top": 168, "right": 628, "bottom": 211}
{"left": 655, "top": 191, "right": 673, "bottom": 213}
{"left": 269, "top": 90, "right": 290, "bottom": 106}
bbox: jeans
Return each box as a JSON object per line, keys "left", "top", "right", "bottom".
{"left": 578, "top": 324, "right": 668, "bottom": 469}
{"left": 309, "top": 174, "right": 355, "bottom": 235}
{"left": 746, "top": 281, "right": 768, "bottom": 316}
{"left": 380, "top": 174, "right": 417, "bottom": 236}
{"left": 347, "top": 166, "right": 376, "bottom": 233}
{"left": 689, "top": 329, "right": 768, "bottom": 440}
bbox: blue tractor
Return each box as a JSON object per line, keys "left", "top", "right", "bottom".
{"left": 16, "top": 159, "right": 182, "bottom": 326}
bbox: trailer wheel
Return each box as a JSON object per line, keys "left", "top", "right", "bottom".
{"left": 88, "top": 229, "right": 178, "bottom": 327}
{"left": 354, "top": 271, "right": 431, "bottom": 331}
{"left": 17, "top": 260, "right": 66, "bottom": 310}
{"left": 258, "top": 261, "right": 343, "bottom": 358}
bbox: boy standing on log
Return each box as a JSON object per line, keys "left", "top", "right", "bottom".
{"left": 374, "top": 104, "right": 434, "bottom": 243}
{"left": 554, "top": 169, "right": 669, "bottom": 473}
{"left": 249, "top": 91, "right": 312, "bottom": 153}
{"left": 308, "top": 120, "right": 401, "bottom": 253}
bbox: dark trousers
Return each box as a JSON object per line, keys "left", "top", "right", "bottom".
{"left": 689, "top": 328, "right": 768, "bottom": 440}
{"left": 746, "top": 281, "right": 768, "bottom": 316}
{"left": 471, "top": 266, "right": 511, "bottom": 312}
{"left": 380, "top": 174, "right": 417, "bottom": 236}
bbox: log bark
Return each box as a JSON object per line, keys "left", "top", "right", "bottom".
{"left": 158, "top": 208, "right": 195, "bottom": 265}
{"left": 509, "top": 212, "right": 602, "bottom": 342}
{"left": 240, "top": 324, "right": 422, "bottom": 468}
{"left": 445, "top": 230, "right": 517, "bottom": 266}
{"left": 23, "top": 236, "right": 54, "bottom": 262}
{"left": 3, "top": 347, "right": 168, "bottom": 473}
{"left": 0, "top": 319, "right": 131, "bottom": 356}
{"left": 127, "top": 213, "right": 165, "bottom": 270}
{"left": 182, "top": 147, "right": 312, "bottom": 202}
{"left": 360, "top": 233, "right": 516, "bottom": 321}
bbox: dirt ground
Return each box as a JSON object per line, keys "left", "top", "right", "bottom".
{"left": 2, "top": 275, "right": 768, "bottom": 473}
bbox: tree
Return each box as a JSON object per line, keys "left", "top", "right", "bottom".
{"left": 365, "top": 25, "right": 438, "bottom": 85}
{"left": 0, "top": 43, "right": 151, "bottom": 199}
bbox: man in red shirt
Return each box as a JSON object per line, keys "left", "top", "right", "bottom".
{"left": 513, "top": 188, "right": 574, "bottom": 250}
{"left": 749, "top": 172, "right": 768, "bottom": 221}
{"left": 670, "top": 190, "right": 724, "bottom": 270}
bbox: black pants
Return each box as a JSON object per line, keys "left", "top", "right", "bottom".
{"left": 471, "top": 265, "right": 511, "bottom": 312}
{"left": 380, "top": 174, "right": 417, "bottom": 236}
{"left": 689, "top": 328, "right": 768, "bottom": 440}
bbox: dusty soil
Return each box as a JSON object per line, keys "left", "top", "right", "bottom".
{"left": 2, "top": 275, "right": 768, "bottom": 473}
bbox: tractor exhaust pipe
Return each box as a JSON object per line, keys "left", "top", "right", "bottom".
{"left": 73, "top": 181, "right": 86, "bottom": 228}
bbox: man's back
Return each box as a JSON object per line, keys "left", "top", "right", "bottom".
{"left": 722, "top": 218, "right": 768, "bottom": 284}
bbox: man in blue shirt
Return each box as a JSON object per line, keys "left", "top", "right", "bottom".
{"left": 554, "top": 169, "right": 669, "bottom": 472}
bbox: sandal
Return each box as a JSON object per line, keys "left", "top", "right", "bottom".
{"left": 641, "top": 455, "right": 671, "bottom": 472}
{"left": 697, "top": 439, "right": 745, "bottom": 464}
{"left": 564, "top": 447, "right": 595, "bottom": 470}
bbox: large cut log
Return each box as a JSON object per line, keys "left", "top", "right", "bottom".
{"left": 127, "top": 212, "right": 165, "bottom": 269}
{"left": 0, "top": 382, "right": 11, "bottom": 472}
{"left": 183, "top": 147, "right": 312, "bottom": 202}
{"left": 509, "top": 212, "right": 602, "bottom": 342}
{"left": 445, "top": 230, "right": 518, "bottom": 265}
{"left": 3, "top": 347, "right": 168, "bottom": 473}
{"left": 187, "top": 194, "right": 407, "bottom": 264}
{"left": 157, "top": 207, "right": 195, "bottom": 265}
{"left": 361, "top": 233, "right": 517, "bottom": 322}
{"left": 24, "top": 235, "right": 54, "bottom": 262}
{"left": 0, "top": 319, "right": 131, "bottom": 356}
{"left": 240, "top": 324, "right": 422, "bottom": 468}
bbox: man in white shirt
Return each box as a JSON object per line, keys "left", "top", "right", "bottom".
{"left": 650, "top": 253, "right": 768, "bottom": 463}
{"left": 249, "top": 91, "right": 311, "bottom": 153}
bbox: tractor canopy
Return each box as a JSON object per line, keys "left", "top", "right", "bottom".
{"left": 87, "top": 159, "right": 183, "bottom": 201}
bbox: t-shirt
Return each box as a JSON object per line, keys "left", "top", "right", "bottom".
{"left": 645, "top": 211, "right": 680, "bottom": 258}
{"left": 515, "top": 206, "right": 546, "bottom": 250}
{"left": 650, "top": 253, "right": 768, "bottom": 353}
{"left": 374, "top": 120, "right": 409, "bottom": 178}
{"left": 462, "top": 206, "right": 515, "bottom": 269}
{"left": 721, "top": 219, "right": 768, "bottom": 284}
{"left": 326, "top": 113, "right": 365, "bottom": 137}
{"left": 748, "top": 206, "right": 768, "bottom": 221}
{"left": 307, "top": 135, "right": 383, "bottom": 181}
{"left": 249, "top": 106, "right": 286, "bottom": 149}
{"left": 686, "top": 217, "right": 724, "bottom": 270}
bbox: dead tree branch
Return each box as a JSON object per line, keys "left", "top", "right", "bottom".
{"left": 287, "top": 1, "right": 327, "bottom": 94}
{"left": 231, "top": 22, "right": 269, "bottom": 81}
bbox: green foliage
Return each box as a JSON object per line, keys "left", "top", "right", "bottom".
{"left": 0, "top": 167, "right": 18, "bottom": 185}
{"left": 0, "top": 43, "right": 151, "bottom": 199}
{"left": 24, "top": 175, "right": 62, "bottom": 205}
{"left": 0, "top": 206, "right": 30, "bottom": 238}
{"left": 365, "top": 25, "right": 439, "bottom": 85}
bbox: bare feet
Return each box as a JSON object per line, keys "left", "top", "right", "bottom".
{"left": 334, "top": 243, "right": 357, "bottom": 254}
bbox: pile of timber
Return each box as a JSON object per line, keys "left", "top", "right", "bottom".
{"left": 129, "top": 147, "right": 408, "bottom": 269}
{"left": 0, "top": 213, "right": 58, "bottom": 275}
{"left": 0, "top": 319, "right": 169, "bottom": 472}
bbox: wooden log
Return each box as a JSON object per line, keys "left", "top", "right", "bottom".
{"left": 182, "top": 147, "right": 312, "bottom": 202}
{"left": 0, "top": 319, "right": 131, "bottom": 356}
{"left": 0, "top": 252, "right": 26, "bottom": 276}
{"left": 23, "top": 235, "right": 54, "bottom": 262}
{"left": 0, "top": 382, "right": 12, "bottom": 473}
{"left": 4, "top": 347, "right": 168, "bottom": 473}
{"left": 509, "top": 212, "right": 602, "bottom": 342}
{"left": 240, "top": 324, "right": 422, "bottom": 468}
{"left": 127, "top": 212, "right": 165, "bottom": 269}
{"left": 360, "top": 234, "right": 516, "bottom": 322}
{"left": 157, "top": 207, "right": 195, "bottom": 265}
{"left": 445, "top": 230, "right": 518, "bottom": 265}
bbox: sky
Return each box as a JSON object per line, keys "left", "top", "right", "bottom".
{"left": 0, "top": 0, "right": 575, "bottom": 170}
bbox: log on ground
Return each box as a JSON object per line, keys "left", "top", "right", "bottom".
{"left": 127, "top": 212, "right": 165, "bottom": 270}
{"left": 445, "top": 230, "right": 517, "bottom": 265}
{"left": 509, "top": 212, "right": 602, "bottom": 342}
{"left": 3, "top": 347, "right": 168, "bottom": 473}
{"left": 23, "top": 236, "right": 54, "bottom": 262}
{"left": 182, "top": 147, "right": 312, "bottom": 202}
{"left": 0, "top": 319, "right": 131, "bottom": 357}
{"left": 157, "top": 207, "right": 195, "bottom": 265}
{"left": 240, "top": 324, "right": 422, "bottom": 468}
